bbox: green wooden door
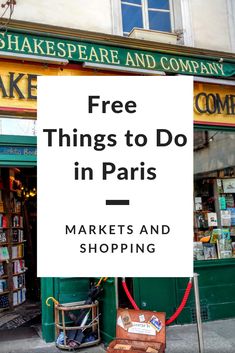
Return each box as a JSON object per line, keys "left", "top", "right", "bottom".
{"left": 133, "top": 278, "right": 178, "bottom": 320}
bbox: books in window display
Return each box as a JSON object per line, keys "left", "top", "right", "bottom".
{"left": 225, "top": 194, "right": 235, "bottom": 208}
{"left": 210, "top": 229, "right": 221, "bottom": 244}
{"left": 219, "top": 196, "right": 226, "bottom": 210}
{"left": 220, "top": 210, "right": 231, "bottom": 227}
{"left": 203, "top": 243, "right": 217, "bottom": 260}
{"left": 217, "top": 239, "right": 233, "bottom": 259}
{"left": 207, "top": 212, "right": 217, "bottom": 227}
{"left": 231, "top": 227, "right": 235, "bottom": 237}
{"left": 195, "top": 197, "right": 202, "bottom": 211}
{"left": 193, "top": 242, "right": 204, "bottom": 260}
{"left": 221, "top": 228, "right": 230, "bottom": 240}
{"left": 195, "top": 212, "right": 208, "bottom": 229}
{"left": 232, "top": 243, "right": 235, "bottom": 258}
{"left": 216, "top": 179, "right": 224, "bottom": 194}
{"left": 227, "top": 208, "right": 235, "bottom": 226}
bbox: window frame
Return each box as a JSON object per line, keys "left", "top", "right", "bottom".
{"left": 121, "top": 0, "right": 173, "bottom": 36}
{"left": 111, "top": 0, "right": 194, "bottom": 46}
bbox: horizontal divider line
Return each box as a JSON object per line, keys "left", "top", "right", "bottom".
{"left": 106, "top": 199, "right": 130, "bottom": 206}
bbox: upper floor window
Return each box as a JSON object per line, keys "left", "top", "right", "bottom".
{"left": 121, "top": 0, "right": 172, "bottom": 36}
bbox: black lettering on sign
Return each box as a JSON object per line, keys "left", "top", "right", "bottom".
{"left": 195, "top": 92, "right": 235, "bottom": 115}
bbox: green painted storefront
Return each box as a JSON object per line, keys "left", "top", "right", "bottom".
{"left": 40, "top": 260, "right": 235, "bottom": 343}
{"left": 1, "top": 134, "right": 235, "bottom": 344}
{"left": 1, "top": 131, "right": 235, "bottom": 344}
{"left": 0, "top": 22, "right": 235, "bottom": 346}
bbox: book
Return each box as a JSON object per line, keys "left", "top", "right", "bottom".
{"left": 0, "top": 294, "right": 9, "bottom": 308}
{"left": 230, "top": 227, "right": 235, "bottom": 237}
{"left": 193, "top": 242, "right": 204, "bottom": 260}
{"left": 0, "top": 214, "right": 7, "bottom": 228}
{"left": 223, "top": 180, "right": 235, "bottom": 194}
{"left": 13, "top": 276, "right": 18, "bottom": 290}
{"left": 0, "top": 202, "right": 4, "bottom": 213}
{"left": 225, "top": 194, "right": 235, "bottom": 208}
{"left": 220, "top": 210, "right": 231, "bottom": 227}
{"left": 13, "top": 292, "right": 18, "bottom": 306}
{"left": 219, "top": 196, "right": 226, "bottom": 210}
{"left": 210, "top": 229, "right": 222, "bottom": 244}
{"left": 12, "top": 245, "right": 24, "bottom": 259}
{"left": 221, "top": 228, "right": 230, "bottom": 240}
{"left": 195, "top": 212, "right": 208, "bottom": 229}
{"left": 12, "top": 215, "right": 23, "bottom": 228}
{"left": 0, "top": 279, "right": 7, "bottom": 292}
{"left": 12, "top": 229, "right": 24, "bottom": 243}
{"left": 217, "top": 239, "right": 232, "bottom": 259}
{"left": 195, "top": 197, "right": 202, "bottom": 211}
{"left": 12, "top": 259, "right": 25, "bottom": 274}
{"left": 0, "top": 230, "right": 7, "bottom": 243}
{"left": 227, "top": 208, "right": 235, "bottom": 226}
{"left": 0, "top": 263, "right": 4, "bottom": 276}
{"left": 0, "top": 247, "right": 9, "bottom": 261}
{"left": 207, "top": 212, "right": 217, "bottom": 227}
{"left": 216, "top": 179, "right": 223, "bottom": 193}
{"left": 232, "top": 242, "right": 235, "bottom": 258}
{"left": 203, "top": 243, "right": 217, "bottom": 260}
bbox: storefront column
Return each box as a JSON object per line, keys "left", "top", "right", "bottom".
{"left": 41, "top": 278, "right": 55, "bottom": 342}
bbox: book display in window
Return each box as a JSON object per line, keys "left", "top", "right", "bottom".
{"left": 194, "top": 177, "right": 235, "bottom": 261}
{"left": 0, "top": 168, "right": 27, "bottom": 311}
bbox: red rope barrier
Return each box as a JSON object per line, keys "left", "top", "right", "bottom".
{"left": 122, "top": 279, "right": 139, "bottom": 311}
{"left": 166, "top": 280, "right": 193, "bottom": 325}
{"left": 122, "top": 277, "right": 193, "bottom": 325}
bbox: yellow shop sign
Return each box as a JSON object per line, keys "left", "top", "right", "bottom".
{"left": 0, "top": 61, "right": 120, "bottom": 117}
{"left": 194, "top": 82, "right": 235, "bottom": 127}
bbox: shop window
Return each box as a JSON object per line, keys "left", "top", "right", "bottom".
{"left": 121, "top": 0, "right": 172, "bottom": 35}
{"left": 194, "top": 130, "right": 235, "bottom": 261}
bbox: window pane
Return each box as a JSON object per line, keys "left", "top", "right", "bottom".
{"left": 122, "top": 0, "right": 142, "bottom": 4}
{"left": 122, "top": 4, "right": 143, "bottom": 33}
{"left": 149, "top": 10, "right": 171, "bottom": 31}
{"left": 148, "top": 0, "right": 170, "bottom": 10}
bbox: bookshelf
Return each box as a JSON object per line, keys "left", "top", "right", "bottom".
{"left": 0, "top": 169, "right": 26, "bottom": 311}
{"left": 194, "top": 177, "right": 235, "bottom": 261}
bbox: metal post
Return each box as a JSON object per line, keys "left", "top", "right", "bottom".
{"left": 193, "top": 273, "right": 204, "bottom": 353}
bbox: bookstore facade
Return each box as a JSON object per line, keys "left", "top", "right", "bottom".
{"left": 0, "top": 21, "right": 235, "bottom": 343}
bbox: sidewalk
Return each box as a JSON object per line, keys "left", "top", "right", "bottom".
{"left": 166, "top": 318, "right": 235, "bottom": 353}
{"left": 0, "top": 318, "right": 235, "bottom": 353}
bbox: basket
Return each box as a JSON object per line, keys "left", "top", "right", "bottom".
{"left": 54, "top": 300, "right": 100, "bottom": 350}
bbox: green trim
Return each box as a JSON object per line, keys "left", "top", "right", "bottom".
{"left": 194, "top": 125, "right": 235, "bottom": 131}
{"left": 0, "top": 135, "right": 36, "bottom": 146}
{"left": 0, "top": 135, "right": 37, "bottom": 167}
{"left": 194, "top": 258, "right": 235, "bottom": 268}
{"left": 1, "top": 30, "right": 235, "bottom": 77}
